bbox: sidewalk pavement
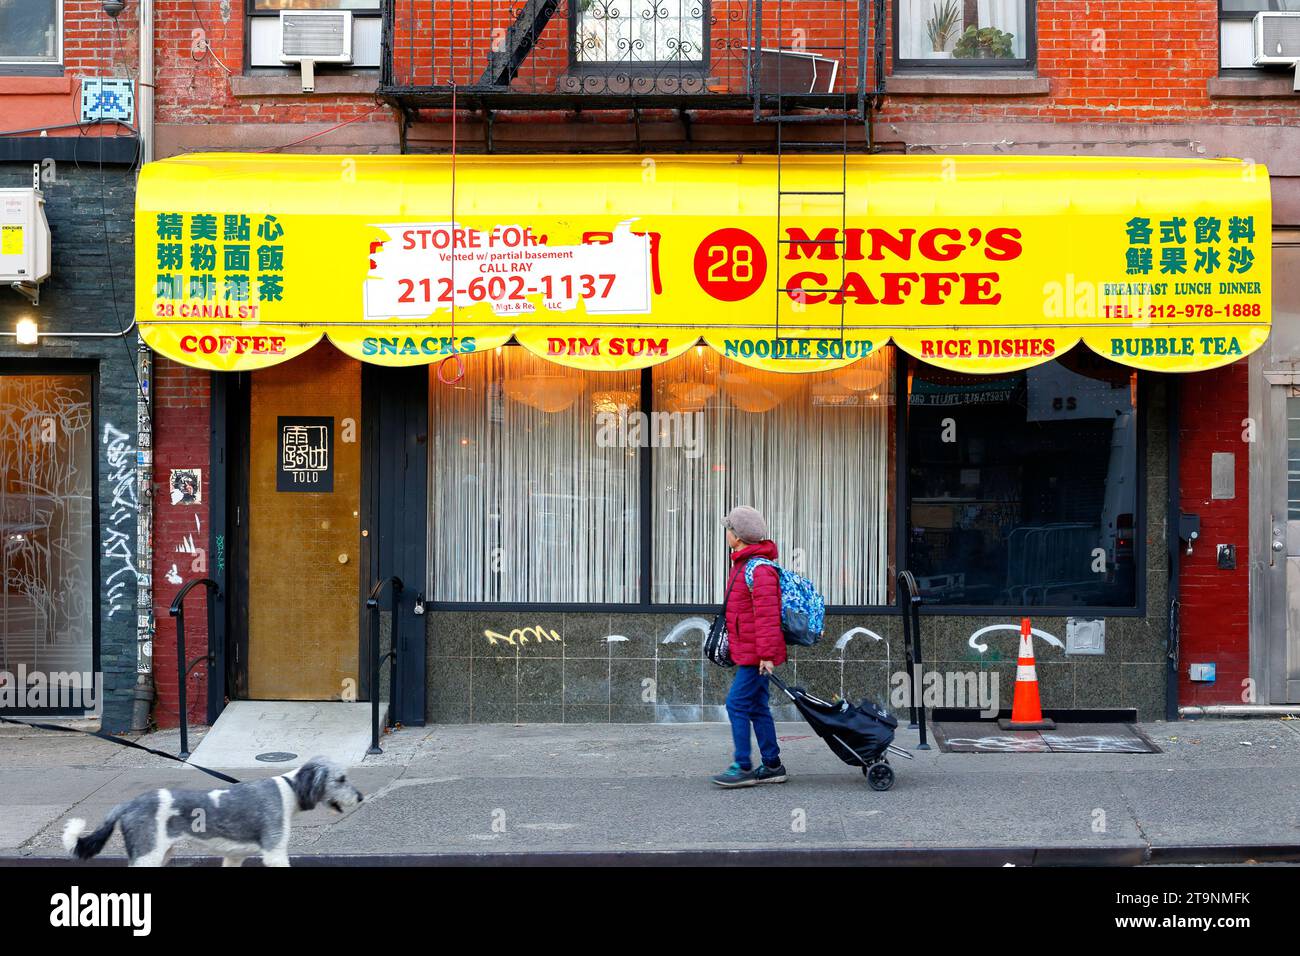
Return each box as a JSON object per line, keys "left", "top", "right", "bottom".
{"left": 4, "top": 717, "right": 1300, "bottom": 865}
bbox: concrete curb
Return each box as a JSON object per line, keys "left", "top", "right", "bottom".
{"left": 8, "top": 844, "right": 1300, "bottom": 867}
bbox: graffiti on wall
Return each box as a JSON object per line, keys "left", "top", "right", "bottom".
{"left": 102, "top": 423, "right": 139, "bottom": 619}
{"left": 485, "top": 625, "right": 563, "bottom": 648}
{"left": 0, "top": 378, "right": 93, "bottom": 675}
{"left": 453, "top": 615, "right": 895, "bottom": 723}
{"left": 651, "top": 619, "right": 892, "bottom": 723}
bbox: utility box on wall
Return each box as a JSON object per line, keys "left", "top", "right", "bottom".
{"left": 0, "top": 186, "right": 52, "bottom": 303}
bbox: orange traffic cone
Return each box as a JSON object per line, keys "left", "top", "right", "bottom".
{"left": 997, "top": 618, "right": 1056, "bottom": 731}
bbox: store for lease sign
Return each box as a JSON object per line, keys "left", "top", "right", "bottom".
{"left": 135, "top": 153, "right": 1272, "bottom": 375}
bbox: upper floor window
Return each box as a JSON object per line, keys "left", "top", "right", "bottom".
{"left": 246, "top": 0, "right": 381, "bottom": 69}
{"left": 1220, "top": 0, "right": 1300, "bottom": 68}
{"left": 1222, "top": 0, "right": 1300, "bottom": 9}
{"left": 895, "top": 0, "right": 1034, "bottom": 69}
{"left": 250, "top": 1, "right": 377, "bottom": 7}
{"left": 0, "top": 0, "right": 61, "bottom": 64}
{"left": 574, "top": 0, "right": 707, "bottom": 67}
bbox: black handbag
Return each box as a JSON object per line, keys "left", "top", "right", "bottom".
{"left": 705, "top": 569, "right": 737, "bottom": 668}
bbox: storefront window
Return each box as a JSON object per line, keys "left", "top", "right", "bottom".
{"left": 652, "top": 349, "right": 894, "bottom": 606}
{"left": 429, "top": 348, "right": 641, "bottom": 603}
{"left": 906, "top": 355, "right": 1139, "bottom": 608}
{"left": 428, "top": 346, "right": 895, "bottom": 607}
{"left": 0, "top": 374, "right": 94, "bottom": 693}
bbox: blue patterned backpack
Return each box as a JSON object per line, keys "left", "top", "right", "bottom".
{"left": 744, "top": 558, "right": 826, "bottom": 647}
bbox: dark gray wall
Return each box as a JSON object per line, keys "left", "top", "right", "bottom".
{"left": 425, "top": 379, "right": 1170, "bottom": 723}
{"left": 0, "top": 154, "right": 142, "bottom": 731}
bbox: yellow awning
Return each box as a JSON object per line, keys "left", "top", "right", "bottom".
{"left": 136, "top": 153, "right": 1271, "bottom": 375}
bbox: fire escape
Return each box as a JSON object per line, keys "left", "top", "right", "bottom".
{"left": 379, "top": 0, "right": 887, "bottom": 347}
{"left": 378, "top": 0, "right": 886, "bottom": 152}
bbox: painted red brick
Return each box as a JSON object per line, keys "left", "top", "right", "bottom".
{"left": 1177, "top": 361, "right": 1251, "bottom": 706}
{"left": 23, "top": 0, "right": 1300, "bottom": 146}
{"left": 150, "top": 358, "right": 212, "bottom": 729}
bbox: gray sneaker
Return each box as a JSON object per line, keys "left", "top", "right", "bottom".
{"left": 753, "top": 763, "right": 788, "bottom": 784}
{"left": 711, "top": 762, "right": 759, "bottom": 788}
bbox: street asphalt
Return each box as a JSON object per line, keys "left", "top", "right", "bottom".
{"left": 3, "top": 717, "right": 1300, "bottom": 865}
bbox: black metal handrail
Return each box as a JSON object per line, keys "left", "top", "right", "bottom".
{"left": 365, "top": 576, "right": 404, "bottom": 755}
{"left": 169, "top": 578, "right": 220, "bottom": 760}
{"left": 897, "top": 570, "right": 929, "bottom": 750}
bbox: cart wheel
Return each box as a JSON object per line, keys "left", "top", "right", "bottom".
{"left": 865, "top": 762, "right": 895, "bottom": 792}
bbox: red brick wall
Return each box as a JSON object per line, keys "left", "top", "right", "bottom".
{"left": 881, "top": 0, "right": 1250, "bottom": 123}
{"left": 63, "top": 0, "right": 140, "bottom": 72}
{"left": 151, "top": 358, "right": 213, "bottom": 729}
{"left": 153, "top": 1, "right": 392, "bottom": 129}
{"left": 1, "top": 2, "right": 139, "bottom": 138}
{"left": 12, "top": 1, "right": 1299, "bottom": 144}
{"left": 881, "top": 0, "right": 1295, "bottom": 126}
{"left": 1177, "top": 361, "right": 1251, "bottom": 706}
{"left": 383, "top": 0, "right": 1300, "bottom": 125}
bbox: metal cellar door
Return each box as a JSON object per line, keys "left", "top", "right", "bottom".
{"left": 246, "top": 344, "right": 362, "bottom": 700}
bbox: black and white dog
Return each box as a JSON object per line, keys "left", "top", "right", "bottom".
{"left": 62, "top": 756, "right": 363, "bottom": 867}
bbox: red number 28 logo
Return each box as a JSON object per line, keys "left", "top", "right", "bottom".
{"left": 693, "top": 228, "right": 767, "bottom": 302}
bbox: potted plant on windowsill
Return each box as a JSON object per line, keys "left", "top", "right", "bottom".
{"left": 952, "top": 25, "right": 1016, "bottom": 59}
{"left": 925, "top": 0, "right": 961, "bottom": 59}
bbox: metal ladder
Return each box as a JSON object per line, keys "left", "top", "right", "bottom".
{"left": 750, "top": 0, "right": 869, "bottom": 346}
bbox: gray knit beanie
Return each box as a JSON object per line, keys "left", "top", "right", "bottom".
{"left": 723, "top": 505, "right": 769, "bottom": 544}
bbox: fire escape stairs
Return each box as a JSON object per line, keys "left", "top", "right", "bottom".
{"left": 477, "top": 0, "right": 561, "bottom": 87}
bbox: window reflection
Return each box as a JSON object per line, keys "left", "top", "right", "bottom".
{"left": 0, "top": 375, "right": 94, "bottom": 696}
{"left": 428, "top": 349, "right": 641, "bottom": 603}
{"left": 907, "top": 354, "right": 1138, "bottom": 607}
{"left": 652, "top": 349, "right": 894, "bottom": 606}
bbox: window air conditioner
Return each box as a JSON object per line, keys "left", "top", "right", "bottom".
{"left": 1252, "top": 11, "right": 1300, "bottom": 91}
{"left": 279, "top": 10, "right": 353, "bottom": 93}
{"left": 1, "top": 170, "right": 53, "bottom": 306}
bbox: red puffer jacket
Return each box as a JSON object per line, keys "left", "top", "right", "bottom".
{"left": 723, "top": 540, "right": 786, "bottom": 667}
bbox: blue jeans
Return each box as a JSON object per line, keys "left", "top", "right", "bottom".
{"left": 726, "top": 666, "right": 781, "bottom": 770}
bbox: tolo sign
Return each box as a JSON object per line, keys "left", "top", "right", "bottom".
{"left": 136, "top": 153, "right": 1272, "bottom": 375}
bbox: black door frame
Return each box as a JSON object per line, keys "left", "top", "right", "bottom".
{"left": 209, "top": 369, "right": 247, "bottom": 719}
{"left": 209, "top": 359, "right": 428, "bottom": 723}
{"left": 361, "top": 363, "right": 429, "bottom": 726}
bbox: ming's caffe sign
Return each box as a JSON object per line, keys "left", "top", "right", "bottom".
{"left": 136, "top": 153, "right": 1272, "bottom": 376}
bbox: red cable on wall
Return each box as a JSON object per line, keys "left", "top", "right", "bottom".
{"left": 436, "top": 83, "right": 466, "bottom": 385}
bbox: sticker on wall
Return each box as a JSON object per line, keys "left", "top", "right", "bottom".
{"left": 277, "top": 416, "right": 333, "bottom": 492}
{"left": 169, "top": 468, "right": 202, "bottom": 505}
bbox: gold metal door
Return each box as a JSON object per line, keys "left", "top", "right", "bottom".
{"left": 247, "top": 344, "right": 361, "bottom": 700}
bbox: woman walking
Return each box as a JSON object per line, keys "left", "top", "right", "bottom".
{"left": 712, "top": 505, "right": 789, "bottom": 788}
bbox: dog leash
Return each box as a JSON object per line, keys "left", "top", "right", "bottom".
{"left": 0, "top": 715, "right": 242, "bottom": 784}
